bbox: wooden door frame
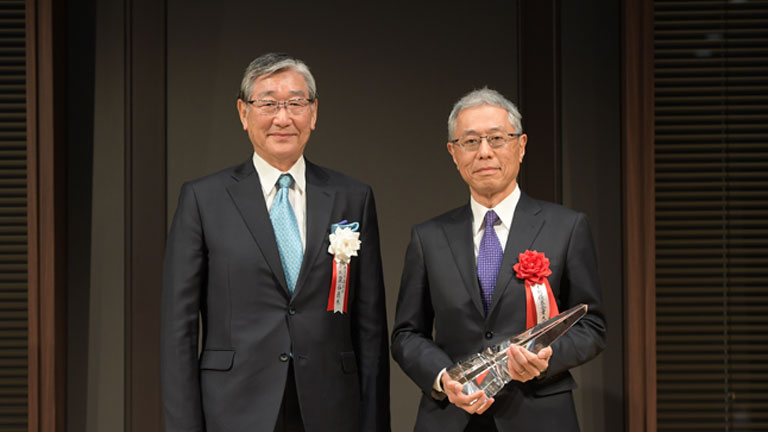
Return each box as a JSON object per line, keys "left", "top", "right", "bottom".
{"left": 26, "top": 0, "right": 67, "bottom": 430}
{"left": 622, "top": 0, "right": 656, "bottom": 431}
{"left": 26, "top": 0, "right": 168, "bottom": 430}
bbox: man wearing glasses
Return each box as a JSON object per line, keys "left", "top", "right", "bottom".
{"left": 162, "top": 53, "right": 390, "bottom": 432}
{"left": 391, "top": 88, "right": 605, "bottom": 431}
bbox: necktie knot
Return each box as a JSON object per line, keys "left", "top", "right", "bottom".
{"left": 277, "top": 173, "right": 294, "bottom": 189}
{"left": 484, "top": 210, "right": 499, "bottom": 228}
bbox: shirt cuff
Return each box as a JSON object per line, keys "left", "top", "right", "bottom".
{"left": 433, "top": 368, "right": 447, "bottom": 393}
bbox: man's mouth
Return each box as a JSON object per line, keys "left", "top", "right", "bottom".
{"left": 474, "top": 166, "right": 500, "bottom": 174}
{"left": 269, "top": 133, "right": 296, "bottom": 139}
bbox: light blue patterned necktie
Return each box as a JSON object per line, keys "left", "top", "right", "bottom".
{"left": 477, "top": 210, "right": 503, "bottom": 315}
{"left": 270, "top": 173, "right": 303, "bottom": 293}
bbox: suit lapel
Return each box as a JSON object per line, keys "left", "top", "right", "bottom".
{"left": 488, "top": 193, "right": 544, "bottom": 318}
{"left": 442, "top": 205, "right": 485, "bottom": 317}
{"left": 226, "top": 160, "right": 291, "bottom": 295}
{"left": 293, "top": 161, "right": 335, "bottom": 298}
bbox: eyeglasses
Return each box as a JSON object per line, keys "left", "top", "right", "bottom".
{"left": 450, "top": 133, "right": 522, "bottom": 151}
{"left": 247, "top": 98, "right": 314, "bottom": 116}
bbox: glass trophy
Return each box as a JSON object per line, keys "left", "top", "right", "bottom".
{"left": 445, "top": 303, "right": 587, "bottom": 398}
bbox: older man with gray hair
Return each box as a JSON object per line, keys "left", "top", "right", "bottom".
{"left": 392, "top": 88, "right": 605, "bottom": 431}
{"left": 162, "top": 53, "right": 390, "bottom": 432}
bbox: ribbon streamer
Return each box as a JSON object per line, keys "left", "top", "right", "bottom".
{"left": 525, "top": 279, "right": 559, "bottom": 329}
{"left": 327, "top": 260, "right": 350, "bottom": 313}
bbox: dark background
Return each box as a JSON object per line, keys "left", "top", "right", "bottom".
{"left": 65, "top": 0, "right": 622, "bottom": 431}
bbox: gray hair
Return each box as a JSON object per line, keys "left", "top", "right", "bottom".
{"left": 447, "top": 87, "right": 523, "bottom": 140}
{"left": 238, "top": 52, "right": 317, "bottom": 102}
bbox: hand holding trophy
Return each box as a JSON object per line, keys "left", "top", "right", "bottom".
{"left": 446, "top": 304, "right": 588, "bottom": 399}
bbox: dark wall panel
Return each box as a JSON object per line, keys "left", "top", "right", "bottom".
{"left": 166, "top": 2, "right": 519, "bottom": 430}
{"left": 519, "top": 0, "right": 562, "bottom": 203}
{"left": 125, "top": 0, "right": 166, "bottom": 430}
{"left": 58, "top": 1, "right": 624, "bottom": 431}
{"left": 561, "top": 0, "right": 623, "bottom": 431}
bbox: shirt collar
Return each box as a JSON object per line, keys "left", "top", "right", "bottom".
{"left": 251, "top": 152, "right": 306, "bottom": 196}
{"left": 470, "top": 185, "right": 521, "bottom": 234}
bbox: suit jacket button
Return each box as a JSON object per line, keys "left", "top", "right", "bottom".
{"left": 485, "top": 331, "right": 494, "bottom": 340}
{"left": 279, "top": 353, "right": 289, "bottom": 362}
{"left": 288, "top": 306, "right": 296, "bottom": 316}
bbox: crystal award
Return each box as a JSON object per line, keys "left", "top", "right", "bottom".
{"left": 445, "top": 303, "right": 587, "bottom": 398}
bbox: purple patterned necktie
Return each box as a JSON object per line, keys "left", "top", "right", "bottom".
{"left": 477, "top": 210, "right": 503, "bottom": 315}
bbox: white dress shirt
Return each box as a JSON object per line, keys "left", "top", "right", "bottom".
{"left": 433, "top": 185, "right": 522, "bottom": 393}
{"left": 470, "top": 185, "right": 521, "bottom": 259}
{"left": 252, "top": 152, "right": 307, "bottom": 249}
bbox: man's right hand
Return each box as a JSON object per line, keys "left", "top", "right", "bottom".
{"left": 440, "top": 371, "right": 495, "bottom": 415}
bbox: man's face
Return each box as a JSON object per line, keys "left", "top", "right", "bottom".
{"left": 237, "top": 69, "right": 318, "bottom": 170}
{"left": 447, "top": 105, "right": 527, "bottom": 202}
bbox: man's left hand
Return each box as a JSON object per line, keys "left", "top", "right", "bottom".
{"left": 507, "top": 345, "right": 552, "bottom": 383}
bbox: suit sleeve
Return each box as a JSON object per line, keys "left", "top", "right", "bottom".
{"left": 544, "top": 213, "right": 607, "bottom": 378}
{"left": 391, "top": 227, "right": 454, "bottom": 399}
{"left": 352, "top": 187, "right": 391, "bottom": 431}
{"left": 161, "top": 182, "right": 206, "bottom": 432}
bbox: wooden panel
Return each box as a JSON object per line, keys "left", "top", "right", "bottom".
{"left": 25, "top": 0, "right": 67, "bottom": 429}
{"left": 623, "top": 0, "right": 657, "bottom": 431}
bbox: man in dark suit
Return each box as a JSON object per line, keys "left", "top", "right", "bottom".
{"left": 391, "top": 88, "right": 605, "bottom": 432}
{"left": 161, "top": 53, "right": 390, "bottom": 432}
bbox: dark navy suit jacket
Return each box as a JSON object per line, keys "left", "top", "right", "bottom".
{"left": 391, "top": 192, "right": 605, "bottom": 432}
{"left": 162, "top": 159, "right": 390, "bottom": 432}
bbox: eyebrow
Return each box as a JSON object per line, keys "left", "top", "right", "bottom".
{"left": 461, "top": 126, "right": 506, "bottom": 135}
{"left": 255, "top": 89, "right": 309, "bottom": 98}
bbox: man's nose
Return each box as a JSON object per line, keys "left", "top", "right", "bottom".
{"left": 272, "top": 105, "right": 292, "bottom": 125}
{"left": 477, "top": 137, "right": 493, "bottom": 157}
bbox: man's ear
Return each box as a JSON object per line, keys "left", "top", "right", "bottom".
{"left": 446, "top": 142, "right": 459, "bottom": 169}
{"left": 310, "top": 98, "right": 318, "bottom": 130}
{"left": 518, "top": 133, "right": 527, "bottom": 163}
{"left": 237, "top": 99, "right": 248, "bottom": 130}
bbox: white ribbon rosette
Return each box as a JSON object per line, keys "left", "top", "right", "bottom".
{"left": 327, "top": 226, "right": 361, "bottom": 313}
{"left": 327, "top": 227, "right": 361, "bottom": 263}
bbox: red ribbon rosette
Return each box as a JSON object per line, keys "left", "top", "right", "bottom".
{"left": 513, "top": 250, "right": 559, "bottom": 329}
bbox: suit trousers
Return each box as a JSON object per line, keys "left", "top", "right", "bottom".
{"left": 274, "top": 361, "right": 305, "bottom": 432}
{"left": 465, "top": 414, "right": 498, "bottom": 432}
